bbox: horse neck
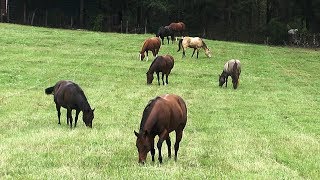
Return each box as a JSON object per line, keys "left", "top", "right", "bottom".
{"left": 78, "top": 94, "right": 91, "bottom": 111}
{"left": 147, "top": 59, "right": 158, "bottom": 74}
{"left": 139, "top": 98, "right": 160, "bottom": 133}
{"left": 140, "top": 42, "right": 148, "bottom": 54}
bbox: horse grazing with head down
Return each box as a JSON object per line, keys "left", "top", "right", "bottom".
{"left": 45, "top": 80, "right": 95, "bottom": 128}
{"left": 167, "top": 22, "right": 185, "bottom": 37}
{"left": 146, "top": 55, "right": 174, "bottom": 85}
{"left": 177, "top": 37, "right": 212, "bottom": 58}
{"left": 156, "top": 26, "right": 174, "bottom": 45}
{"left": 134, "top": 94, "right": 187, "bottom": 164}
{"left": 219, "top": 59, "right": 241, "bottom": 89}
{"left": 139, "top": 37, "right": 161, "bottom": 61}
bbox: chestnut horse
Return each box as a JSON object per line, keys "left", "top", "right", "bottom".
{"left": 146, "top": 55, "right": 174, "bottom": 85}
{"left": 134, "top": 94, "right": 187, "bottom": 164}
{"left": 219, "top": 59, "right": 242, "bottom": 89}
{"left": 156, "top": 26, "right": 174, "bottom": 45}
{"left": 45, "top": 80, "right": 95, "bottom": 128}
{"left": 177, "top": 37, "right": 212, "bottom": 58}
{"left": 139, "top": 37, "right": 161, "bottom": 61}
{"left": 167, "top": 22, "right": 185, "bottom": 37}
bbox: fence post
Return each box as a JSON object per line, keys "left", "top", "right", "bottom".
{"left": 144, "top": 19, "right": 147, "bottom": 34}
{"left": 126, "top": 20, "right": 128, "bottom": 33}
{"left": 120, "top": 20, "right": 122, "bottom": 33}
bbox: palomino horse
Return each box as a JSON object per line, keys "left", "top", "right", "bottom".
{"left": 139, "top": 37, "right": 161, "bottom": 61}
{"left": 177, "top": 37, "right": 212, "bottom": 58}
{"left": 156, "top": 26, "right": 174, "bottom": 45}
{"left": 45, "top": 80, "right": 95, "bottom": 128}
{"left": 219, "top": 59, "right": 241, "bottom": 89}
{"left": 134, "top": 94, "right": 187, "bottom": 164}
{"left": 167, "top": 22, "right": 185, "bottom": 37}
{"left": 146, "top": 55, "right": 174, "bottom": 85}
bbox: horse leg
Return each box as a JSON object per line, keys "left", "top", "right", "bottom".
{"left": 74, "top": 109, "right": 80, "bottom": 128}
{"left": 150, "top": 137, "right": 155, "bottom": 162}
{"left": 56, "top": 104, "right": 61, "bottom": 125}
{"left": 174, "top": 130, "right": 183, "bottom": 161}
{"left": 166, "top": 136, "right": 172, "bottom": 158}
{"left": 171, "top": 35, "right": 174, "bottom": 44}
{"left": 166, "top": 36, "right": 169, "bottom": 44}
{"left": 161, "top": 36, "right": 164, "bottom": 45}
{"left": 191, "top": 48, "right": 196, "bottom": 57}
{"left": 146, "top": 51, "right": 149, "bottom": 61}
{"left": 225, "top": 77, "right": 228, "bottom": 87}
{"left": 67, "top": 109, "right": 73, "bottom": 129}
{"left": 196, "top": 49, "right": 199, "bottom": 58}
{"left": 162, "top": 73, "right": 165, "bottom": 85}
{"left": 182, "top": 48, "right": 186, "bottom": 58}
{"left": 165, "top": 73, "right": 169, "bottom": 85}
{"left": 157, "top": 72, "right": 160, "bottom": 86}
{"left": 157, "top": 129, "right": 168, "bottom": 163}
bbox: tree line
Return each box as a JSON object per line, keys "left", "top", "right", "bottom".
{"left": 3, "top": 0, "right": 320, "bottom": 45}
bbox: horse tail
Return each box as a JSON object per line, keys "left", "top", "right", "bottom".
{"left": 177, "top": 39, "right": 183, "bottom": 52}
{"left": 45, "top": 86, "right": 54, "bottom": 95}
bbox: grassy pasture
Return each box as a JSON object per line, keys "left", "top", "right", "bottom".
{"left": 0, "top": 23, "right": 319, "bottom": 179}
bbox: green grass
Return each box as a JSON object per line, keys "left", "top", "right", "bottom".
{"left": 0, "top": 23, "right": 319, "bottom": 179}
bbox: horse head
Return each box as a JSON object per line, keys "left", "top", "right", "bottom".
{"left": 134, "top": 130, "right": 151, "bottom": 164}
{"left": 139, "top": 52, "right": 145, "bottom": 61}
{"left": 83, "top": 108, "right": 95, "bottom": 128}
{"left": 219, "top": 72, "right": 227, "bottom": 87}
{"left": 204, "top": 48, "right": 212, "bottom": 58}
{"left": 146, "top": 72, "right": 154, "bottom": 84}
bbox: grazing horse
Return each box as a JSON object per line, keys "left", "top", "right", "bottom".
{"left": 45, "top": 80, "right": 95, "bottom": 128}
{"left": 146, "top": 55, "right": 174, "bottom": 85}
{"left": 167, "top": 22, "right": 185, "bottom": 37}
{"left": 139, "top": 37, "right": 161, "bottom": 61}
{"left": 134, "top": 94, "right": 187, "bottom": 164}
{"left": 177, "top": 37, "right": 212, "bottom": 58}
{"left": 219, "top": 59, "right": 242, "bottom": 89}
{"left": 156, "top": 26, "right": 174, "bottom": 45}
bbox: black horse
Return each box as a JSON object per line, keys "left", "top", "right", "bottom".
{"left": 45, "top": 80, "right": 95, "bottom": 128}
{"left": 156, "top": 26, "right": 174, "bottom": 45}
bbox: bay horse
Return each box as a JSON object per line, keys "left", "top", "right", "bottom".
{"left": 219, "top": 59, "right": 242, "bottom": 89}
{"left": 134, "top": 94, "right": 187, "bottom": 164}
{"left": 156, "top": 26, "right": 174, "bottom": 45}
{"left": 167, "top": 22, "right": 185, "bottom": 37}
{"left": 177, "top": 37, "right": 212, "bottom": 58}
{"left": 146, "top": 55, "right": 174, "bottom": 85}
{"left": 139, "top": 37, "right": 161, "bottom": 61}
{"left": 45, "top": 80, "right": 95, "bottom": 128}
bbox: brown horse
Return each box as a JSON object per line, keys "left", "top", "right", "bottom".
{"left": 167, "top": 22, "right": 185, "bottom": 37}
{"left": 146, "top": 55, "right": 174, "bottom": 85}
{"left": 219, "top": 59, "right": 241, "bottom": 89}
{"left": 134, "top": 94, "right": 187, "bottom": 164}
{"left": 139, "top": 37, "right": 161, "bottom": 61}
{"left": 45, "top": 80, "right": 95, "bottom": 128}
{"left": 177, "top": 37, "right": 212, "bottom": 58}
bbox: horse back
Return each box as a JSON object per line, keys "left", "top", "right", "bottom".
{"left": 224, "top": 59, "right": 241, "bottom": 74}
{"left": 161, "top": 94, "right": 187, "bottom": 130}
{"left": 143, "top": 37, "right": 161, "bottom": 51}
{"left": 54, "top": 81, "right": 86, "bottom": 109}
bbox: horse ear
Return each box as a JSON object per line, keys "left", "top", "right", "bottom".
{"left": 92, "top": 108, "right": 95, "bottom": 112}
{"left": 134, "top": 131, "right": 139, "bottom": 137}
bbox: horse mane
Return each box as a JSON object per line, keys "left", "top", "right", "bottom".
{"left": 201, "top": 39, "right": 208, "bottom": 49}
{"left": 139, "top": 96, "right": 161, "bottom": 132}
{"left": 147, "top": 56, "right": 160, "bottom": 73}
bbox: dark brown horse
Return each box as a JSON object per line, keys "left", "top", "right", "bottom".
{"left": 146, "top": 55, "right": 174, "bottom": 85}
{"left": 45, "top": 80, "right": 95, "bottom": 128}
{"left": 219, "top": 59, "right": 241, "bottom": 89}
{"left": 139, "top": 37, "right": 161, "bottom": 61}
{"left": 156, "top": 26, "right": 175, "bottom": 45}
{"left": 167, "top": 22, "right": 185, "bottom": 37}
{"left": 134, "top": 94, "right": 187, "bottom": 164}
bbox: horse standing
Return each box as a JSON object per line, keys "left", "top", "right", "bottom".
{"left": 134, "top": 94, "right": 187, "bottom": 164}
{"left": 45, "top": 80, "right": 95, "bottom": 128}
{"left": 146, "top": 55, "right": 174, "bottom": 85}
{"left": 177, "top": 37, "right": 212, "bottom": 58}
{"left": 156, "top": 26, "right": 174, "bottom": 45}
{"left": 139, "top": 37, "right": 161, "bottom": 61}
{"left": 167, "top": 22, "right": 185, "bottom": 37}
{"left": 219, "top": 59, "right": 241, "bottom": 89}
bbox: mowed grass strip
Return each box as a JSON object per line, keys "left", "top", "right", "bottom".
{"left": 0, "top": 23, "right": 319, "bottom": 179}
